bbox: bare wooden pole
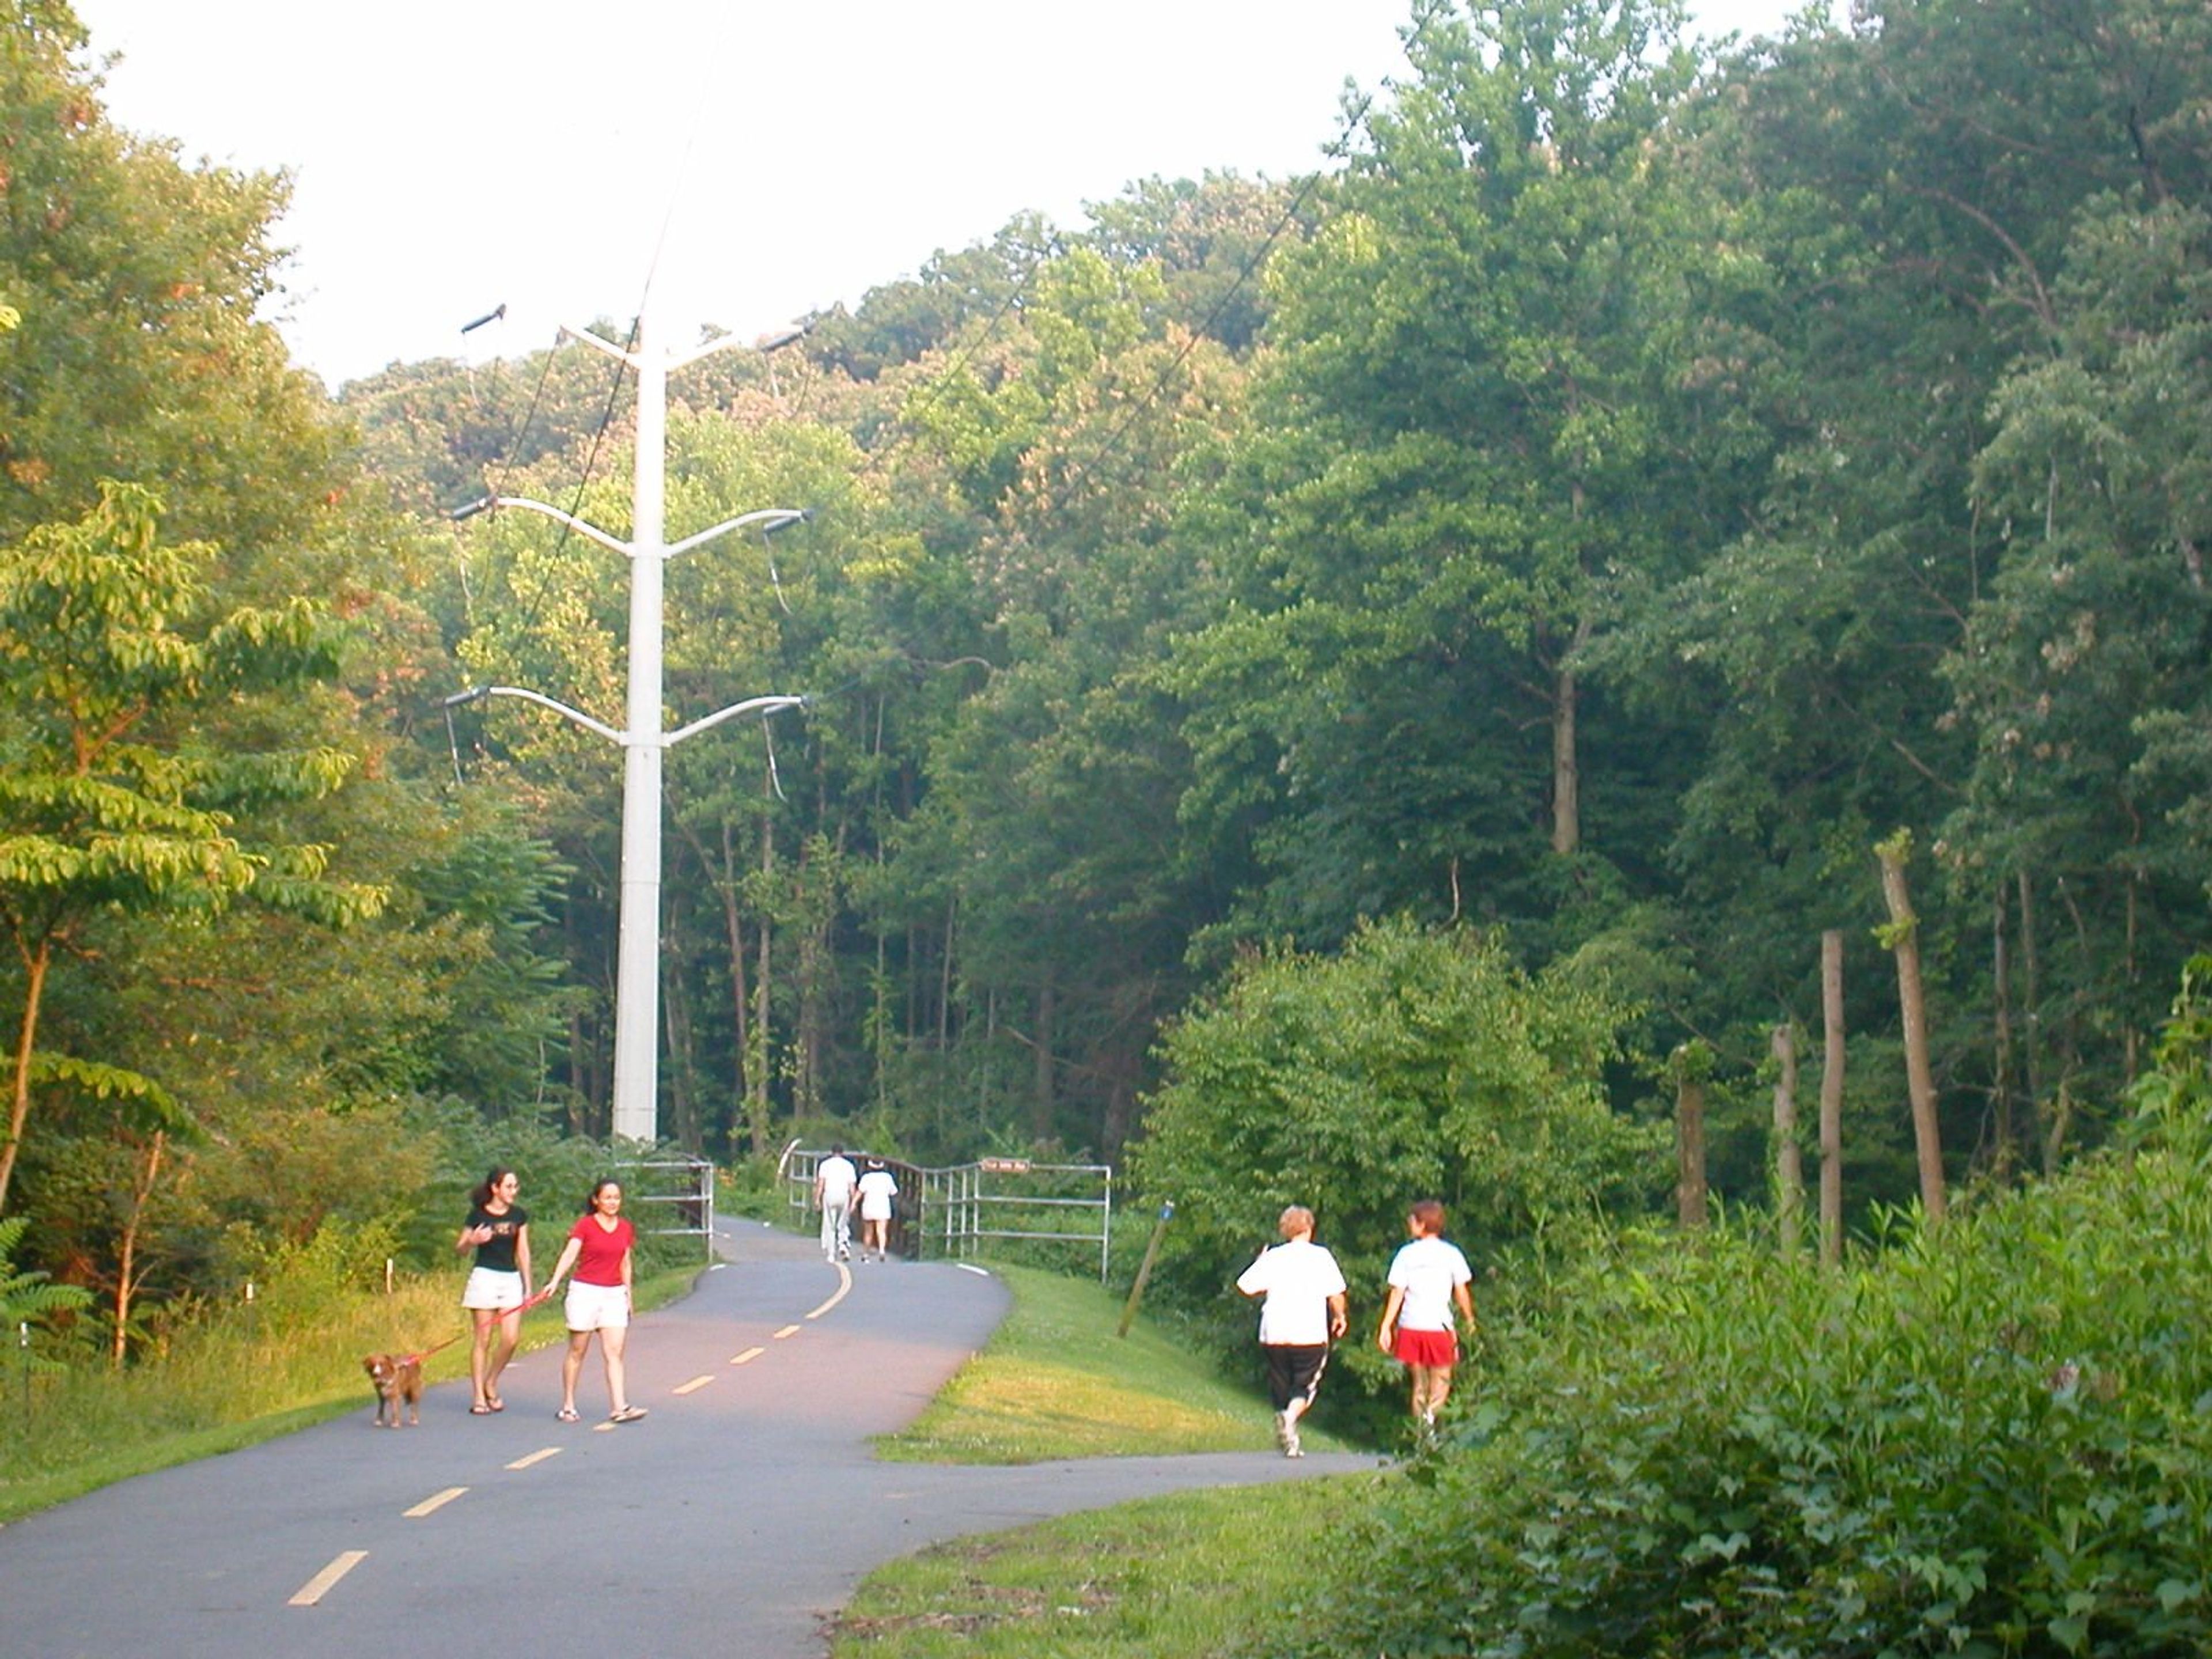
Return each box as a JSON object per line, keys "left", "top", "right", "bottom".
{"left": 1820, "top": 929, "right": 1846, "bottom": 1268}
{"left": 1117, "top": 1201, "right": 1175, "bottom": 1339}
{"left": 1876, "top": 831, "right": 1947, "bottom": 1226}
{"left": 1675, "top": 1046, "right": 1709, "bottom": 1230}
{"left": 1772, "top": 1024, "right": 1803, "bottom": 1255}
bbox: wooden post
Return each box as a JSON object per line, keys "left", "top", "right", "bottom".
{"left": 1116, "top": 1200, "right": 1175, "bottom": 1339}
{"left": 1675, "top": 1046, "right": 1709, "bottom": 1230}
{"left": 1876, "top": 831, "right": 1946, "bottom": 1226}
{"left": 1820, "top": 929, "right": 1846, "bottom": 1268}
{"left": 1772, "top": 1024, "right": 1802, "bottom": 1255}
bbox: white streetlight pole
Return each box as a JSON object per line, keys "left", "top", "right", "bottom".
{"left": 450, "top": 312, "right": 809, "bottom": 1145}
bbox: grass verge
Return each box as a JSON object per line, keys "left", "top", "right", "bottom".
{"left": 844, "top": 1261, "right": 1385, "bottom": 1656}
{"left": 880, "top": 1262, "right": 1353, "bottom": 1463}
{"left": 827, "top": 1478, "right": 1377, "bottom": 1658}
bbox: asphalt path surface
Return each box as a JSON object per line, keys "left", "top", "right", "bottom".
{"left": 0, "top": 1219, "right": 1373, "bottom": 1657}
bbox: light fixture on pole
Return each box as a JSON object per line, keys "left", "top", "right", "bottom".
{"left": 449, "top": 315, "right": 811, "bottom": 1145}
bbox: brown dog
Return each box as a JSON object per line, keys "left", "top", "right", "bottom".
{"left": 362, "top": 1352, "right": 423, "bottom": 1427}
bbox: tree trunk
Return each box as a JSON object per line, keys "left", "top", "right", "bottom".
{"left": 1032, "top": 968, "right": 1057, "bottom": 1143}
{"left": 750, "top": 815, "right": 775, "bottom": 1149}
{"left": 1820, "top": 929, "right": 1846, "bottom": 1269}
{"left": 2017, "top": 869, "right": 2044, "bottom": 1162}
{"left": 111, "top": 1129, "right": 166, "bottom": 1368}
{"left": 2124, "top": 874, "right": 2141, "bottom": 1082}
{"left": 938, "top": 899, "right": 956, "bottom": 1051}
{"left": 1876, "top": 832, "right": 1947, "bottom": 1226}
{"left": 1675, "top": 1059, "right": 1707, "bottom": 1230}
{"left": 0, "top": 938, "right": 53, "bottom": 1217}
{"left": 717, "top": 819, "right": 755, "bottom": 1154}
{"left": 1991, "top": 884, "right": 2020, "bottom": 1178}
{"left": 1549, "top": 612, "right": 1594, "bottom": 858}
{"left": 1771, "top": 1023, "right": 1803, "bottom": 1255}
{"left": 662, "top": 937, "right": 700, "bottom": 1156}
{"left": 1552, "top": 662, "right": 1581, "bottom": 857}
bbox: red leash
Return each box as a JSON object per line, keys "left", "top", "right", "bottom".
{"left": 397, "top": 1331, "right": 464, "bottom": 1368}
{"left": 401, "top": 1287, "right": 555, "bottom": 1366}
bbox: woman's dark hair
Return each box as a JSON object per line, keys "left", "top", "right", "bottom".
{"left": 474, "top": 1167, "right": 517, "bottom": 1209}
{"left": 582, "top": 1176, "right": 622, "bottom": 1214}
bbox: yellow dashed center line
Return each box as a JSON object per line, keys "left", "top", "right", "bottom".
{"left": 507, "top": 1447, "right": 562, "bottom": 1470}
{"left": 771, "top": 1323, "right": 801, "bottom": 1340}
{"left": 804, "top": 1262, "right": 853, "bottom": 1320}
{"left": 592, "top": 1420, "right": 617, "bottom": 1433}
{"left": 403, "top": 1487, "right": 468, "bottom": 1518}
{"left": 730, "top": 1346, "right": 766, "bottom": 1366}
{"left": 673, "top": 1374, "right": 714, "bottom": 1396}
{"left": 288, "top": 1550, "right": 368, "bottom": 1606}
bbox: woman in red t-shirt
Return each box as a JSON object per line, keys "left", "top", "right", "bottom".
{"left": 541, "top": 1178, "right": 647, "bottom": 1424}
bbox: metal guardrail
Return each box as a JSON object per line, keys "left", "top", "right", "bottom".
{"left": 783, "top": 1150, "right": 1113, "bottom": 1282}
{"left": 619, "top": 1157, "right": 715, "bottom": 1255}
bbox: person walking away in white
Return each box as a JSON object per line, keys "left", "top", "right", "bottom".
{"left": 855, "top": 1158, "right": 898, "bottom": 1263}
{"left": 1236, "top": 1205, "right": 1347, "bottom": 1457}
{"left": 1375, "top": 1198, "right": 1475, "bottom": 1433}
{"left": 813, "top": 1145, "right": 858, "bottom": 1263}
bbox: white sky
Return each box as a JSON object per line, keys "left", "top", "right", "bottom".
{"left": 69, "top": 0, "right": 1810, "bottom": 390}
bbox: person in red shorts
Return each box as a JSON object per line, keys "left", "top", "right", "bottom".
{"left": 1375, "top": 1198, "right": 1475, "bottom": 1433}
{"left": 542, "top": 1177, "right": 647, "bottom": 1425}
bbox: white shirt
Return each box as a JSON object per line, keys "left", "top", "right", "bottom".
{"left": 1387, "top": 1235, "right": 1472, "bottom": 1331}
{"left": 816, "top": 1156, "right": 858, "bottom": 1206}
{"left": 1236, "top": 1237, "right": 1347, "bottom": 1347}
{"left": 856, "top": 1168, "right": 897, "bottom": 1220}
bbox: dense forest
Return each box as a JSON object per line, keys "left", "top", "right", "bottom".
{"left": 2, "top": 0, "right": 2208, "bottom": 1368}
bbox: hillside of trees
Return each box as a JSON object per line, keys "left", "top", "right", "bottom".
{"left": 2, "top": 0, "right": 2208, "bottom": 1368}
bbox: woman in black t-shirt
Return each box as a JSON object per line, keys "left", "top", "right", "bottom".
{"left": 455, "top": 1167, "right": 532, "bottom": 1414}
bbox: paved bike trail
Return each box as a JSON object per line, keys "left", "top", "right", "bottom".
{"left": 0, "top": 1219, "right": 1373, "bottom": 1657}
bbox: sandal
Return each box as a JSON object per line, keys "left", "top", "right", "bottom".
{"left": 470, "top": 1403, "right": 493, "bottom": 1415}
{"left": 555, "top": 1406, "right": 579, "bottom": 1423}
{"left": 608, "top": 1405, "right": 648, "bottom": 1424}
{"left": 486, "top": 1393, "right": 505, "bottom": 1412}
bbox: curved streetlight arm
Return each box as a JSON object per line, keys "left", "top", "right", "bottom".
{"left": 445, "top": 684, "right": 626, "bottom": 745}
{"left": 666, "top": 507, "right": 809, "bottom": 559}
{"left": 671, "top": 318, "right": 809, "bottom": 372}
{"left": 474, "top": 495, "right": 635, "bottom": 558}
{"left": 665, "top": 693, "right": 808, "bottom": 749}
{"left": 559, "top": 323, "right": 639, "bottom": 370}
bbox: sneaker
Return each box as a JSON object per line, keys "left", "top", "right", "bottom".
{"left": 1273, "top": 1410, "right": 1291, "bottom": 1450}
{"left": 1284, "top": 1427, "right": 1303, "bottom": 1458}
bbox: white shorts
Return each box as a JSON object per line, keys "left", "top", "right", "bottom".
{"left": 463, "top": 1267, "right": 526, "bottom": 1311}
{"left": 565, "top": 1280, "right": 630, "bottom": 1332}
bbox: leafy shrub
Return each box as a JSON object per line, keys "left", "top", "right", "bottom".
{"left": 1126, "top": 918, "right": 1660, "bottom": 1425}
{"left": 1297, "top": 960, "right": 2212, "bottom": 1657}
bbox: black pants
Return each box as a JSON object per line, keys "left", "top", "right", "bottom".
{"left": 1263, "top": 1343, "right": 1330, "bottom": 1411}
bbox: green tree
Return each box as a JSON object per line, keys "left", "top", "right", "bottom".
{"left": 1128, "top": 918, "right": 1659, "bottom": 1403}
{"left": 1941, "top": 195, "right": 2212, "bottom": 1160}
{"left": 1, "top": 1, "right": 347, "bottom": 565}
{"left": 1173, "top": 0, "right": 1767, "bottom": 970}
{"left": 0, "top": 483, "right": 382, "bottom": 1214}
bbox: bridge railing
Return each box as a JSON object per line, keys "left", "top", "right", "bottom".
{"left": 782, "top": 1149, "right": 1112, "bottom": 1282}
